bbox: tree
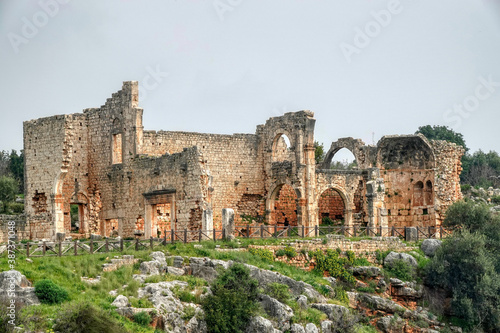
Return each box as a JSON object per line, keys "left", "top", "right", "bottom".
{"left": 416, "top": 125, "right": 468, "bottom": 152}
{"left": 202, "top": 263, "right": 259, "bottom": 333}
{"left": 0, "top": 176, "right": 17, "bottom": 204}
{"left": 9, "top": 150, "right": 24, "bottom": 193}
{"left": 461, "top": 150, "right": 500, "bottom": 188}
{"left": 0, "top": 151, "right": 10, "bottom": 177}
{"left": 314, "top": 141, "right": 325, "bottom": 165}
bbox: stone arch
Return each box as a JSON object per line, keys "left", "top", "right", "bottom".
{"left": 271, "top": 130, "right": 295, "bottom": 162}
{"left": 425, "top": 180, "right": 433, "bottom": 205}
{"left": 315, "top": 185, "right": 353, "bottom": 227}
{"left": 70, "top": 191, "right": 89, "bottom": 235}
{"left": 267, "top": 183, "right": 303, "bottom": 226}
{"left": 413, "top": 181, "right": 424, "bottom": 207}
{"left": 377, "top": 134, "right": 436, "bottom": 170}
{"left": 322, "top": 138, "right": 365, "bottom": 169}
{"left": 112, "top": 118, "right": 124, "bottom": 164}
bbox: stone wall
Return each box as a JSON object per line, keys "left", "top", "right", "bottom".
{"left": 0, "top": 215, "right": 28, "bottom": 243}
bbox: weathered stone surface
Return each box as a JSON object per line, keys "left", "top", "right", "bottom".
{"left": 357, "top": 294, "right": 405, "bottom": 314}
{"left": 421, "top": 239, "right": 442, "bottom": 257}
{"left": 405, "top": 227, "right": 418, "bottom": 242}
{"left": 311, "top": 303, "right": 350, "bottom": 321}
{"left": 290, "top": 323, "right": 305, "bottom": 333}
{"left": 246, "top": 316, "right": 275, "bottom": 333}
{"left": 346, "top": 292, "right": 358, "bottom": 308}
{"left": 0, "top": 270, "right": 39, "bottom": 306}
{"left": 305, "top": 323, "right": 319, "bottom": 333}
{"left": 384, "top": 252, "right": 417, "bottom": 268}
{"left": 296, "top": 295, "right": 308, "bottom": 309}
{"left": 377, "top": 315, "right": 405, "bottom": 333}
{"left": 166, "top": 266, "right": 185, "bottom": 276}
{"left": 390, "top": 279, "right": 422, "bottom": 298}
{"left": 111, "top": 295, "right": 130, "bottom": 308}
{"left": 351, "top": 266, "right": 382, "bottom": 278}
{"left": 320, "top": 320, "right": 333, "bottom": 333}
{"left": 323, "top": 276, "right": 337, "bottom": 287}
{"left": 259, "top": 294, "right": 293, "bottom": 330}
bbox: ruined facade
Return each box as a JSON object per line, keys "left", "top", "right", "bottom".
{"left": 23, "top": 81, "right": 464, "bottom": 240}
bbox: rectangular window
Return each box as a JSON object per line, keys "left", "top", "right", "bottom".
{"left": 112, "top": 134, "right": 123, "bottom": 164}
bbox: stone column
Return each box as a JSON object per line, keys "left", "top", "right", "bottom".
{"left": 202, "top": 209, "right": 213, "bottom": 240}
{"left": 221, "top": 208, "right": 235, "bottom": 240}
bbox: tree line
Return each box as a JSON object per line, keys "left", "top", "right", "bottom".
{"left": 0, "top": 150, "right": 24, "bottom": 213}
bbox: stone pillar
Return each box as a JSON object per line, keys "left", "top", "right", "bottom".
{"left": 222, "top": 208, "right": 235, "bottom": 240}
{"left": 202, "top": 209, "right": 213, "bottom": 240}
{"left": 366, "top": 169, "right": 386, "bottom": 230}
{"left": 405, "top": 227, "right": 418, "bottom": 242}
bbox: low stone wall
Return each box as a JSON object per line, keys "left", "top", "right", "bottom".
{"left": 0, "top": 214, "right": 28, "bottom": 243}
{"left": 102, "top": 255, "right": 139, "bottom": 272}
{"left": 249, "top": 236, "right": 415, "bottom": 268}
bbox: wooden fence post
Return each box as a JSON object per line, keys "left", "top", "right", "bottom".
{"left": 171, "top": 229, "right": 175, "bottom": 244}
{"left": 26, "top": 242, "right": 30, "bottom": 257}
{"left": 391, "top": 226, "right": 395, "bottom": 237}
{"left": 120, "top": 238, "right": 124, "bottom": 252}
{"left": 135, "top": 238, "right": 139, "bottom": 251}
{"left": 164, "top": 230, "right": 167, "bottom": 245}
{"left": 42, "top": 241, "right": 46, "bottom": 256}
{"left": 302, "top": 225, "right": 305, "bottom": 238}
{"left": 105, "top": 239, "right": 109, "bottom": 252}
{"left": 199, "top": 229, "right": 202, "bottom": 242}
{"left": 150, "top": 237, "right": 153, "bottom": 250}
{"left": 184, "top": 229, "right": 187, "bottom": 244}
{"left": 58, "top": 240, "right": 62, "bottom": 257}
{"left": 353, "top": 226, "right": 357, "bottom": 237}
{"left": 315, "top": 225, "right": 318, "bottom": 237}
{"left": 247, "top": 224, "right": 250, "bottom": 238}
{"left": 74, "top": 240, "right": 77, "bottom": 256}
{"left": 260, "top": 225, "right": 264, "bottom": 239}
{"left": 274, "top": 225, "right": 277, "bottom": 238}
{"left": 379, "top": 226, "right": 382, "bottom": 237}
{"left": 90, "top": 241, "right": 93, "bottom": 254}
{"left": 213, "top": 228, "right": 216, "bottom": 242}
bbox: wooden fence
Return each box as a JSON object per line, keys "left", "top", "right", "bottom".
{"left": 6, "top": 225, "right": 454, "bottom": 258}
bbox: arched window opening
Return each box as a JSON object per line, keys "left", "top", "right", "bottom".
{"left": 330, "top": 148, "right": 357, "bottom": 170}
{"left": 272, "top": 134, "right": 292, "bottom": 162}
{"left": 413, "top": 181, "right": 424, "bottom": 207}
{"left": 112, "top": 133, "right": 123, "bottom": 164}
{"left": 318, "top": 188, "right": 346, "bottom": 225}
{"left": 272, "top": 184, "right": 298, "bottom": 226}
{"left": 425, "top": 180, "right": 433, "bottom": 205}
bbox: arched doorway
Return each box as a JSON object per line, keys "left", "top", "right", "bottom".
{"left": 318, "top": 188, "right": 346, "bottom": 225}
{"left": 270, "top": 184, "right": 298, "bottom": 226}
{"left": 329, "top": 148, "right": 357, "bottom": 170}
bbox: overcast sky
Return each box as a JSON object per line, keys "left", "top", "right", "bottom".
{"left": 1, "top": 0, "right": 500, "bottom": 159}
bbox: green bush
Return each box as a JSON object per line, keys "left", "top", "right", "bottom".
{"left": 385, "top": 259, "right": 415, "bottom": 281}
{"left": 264, "top": 282, "right": 291, "bottom": 303}
{"left": 492, "top": 195, "right": 500, "bottom": 204}
{"left": 133, "top": 311, "right": 152, "bottom": 326}
{"left": 275, "top": 249, "right": 286, "bottom": 257}
{"left": 283, "top": 246, "right": 297, "bottom": 258}
{"left": 53, "top": 302, "right": 126, "bottom": 333}
{"left": 248, "top": 247, "right": 274, "bottom": 262}
{"left": 7, "top": 202, "right": 24, "bottom": 214}
{"left": 321, "top": 217, "right": 335, "bottom": 225}
{"left": 202, "top": 263, "right": 259, "bottom": 333}
{"left": 310, "top": 249, "right": 356, "bottom": 285}
{"left": 34, "top": 279, "right": 69, "bottom": 304}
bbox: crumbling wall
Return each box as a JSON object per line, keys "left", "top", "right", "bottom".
{"left": 24, "top": 115, "right": 69, "bottom": 239}
{"left": 431, "top": 140, "right": 464, "bottom": 225}
{"left": 141, "top": 131, "right": 266, "bottom": 226}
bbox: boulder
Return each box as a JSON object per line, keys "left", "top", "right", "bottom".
{"left": 290, "top": 323, "right": 305, "bottom": 333}
{"left": 259, "top": 294, "right": 293, "bottom": 330}
{"left": 351, "top": 266, "right": 382, "bottom": 278}
{"left": 246, "top": 316, "right": 275, "bottom": 333}
{"left": 139, "top": 261, "right": 163, "bottom": 275}
{"left": 323, "top": 276, "right": 337, "bottom": 287}
{"left": 111, "top": 295, "right": 130, "bottom": 308}
{"left": 296, "top": 295, "right": 308, "bottom": 309}
{"left": 405, "top": 227, "right": 418, "bottom": 242}
{"left": 320, "top": 320, "right": 333, "bottom": 333}
{"left": 377, "top": 315, "right": 405, "bottom": 333}
{"left": 384, "top": 252, "right": 417, "bottom": 268}
{"left": 311, "top": 303, "right": 350, "bottom": 322}
{"left": 185, "top": 308, "right": 207, "bottom": 333}
{"left": 0, "top": 270, "right": 40, "bottom": 306}
{"left": 166, "top": 266, "right": 185, "bottom": 276}
{"left": 357, "top": 294, "right": 405, "bottom": 314}
{"left": 421, "top": 239, "right": 442, "bottom": 257}
{"left": 305, "top": 323, "right": 319, "bottom": 333}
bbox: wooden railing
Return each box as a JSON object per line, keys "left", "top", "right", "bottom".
{"left": 5, "top": 225, "right": 454, "bottom": 258}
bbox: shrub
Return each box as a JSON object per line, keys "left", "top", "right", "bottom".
{"left": 53, "top": 302, "right": 126, "bottom": 333}
{"left": 321, "top": 217, "right": 335, "bottom": 225}
{"left": 202, "top": 263, "right": 259, "bottom": 333}
{"left": 283, "top": 246, "right": 297, "bottom": 258}
{"left": 182, "top": 306, "right": 196, "bottom": 321}
{"left": 34, "top": 279, "right": 69, "bottom": 304}
{"left": 264, "top": 282, "right": 291, "bottom": 303}
{"left": 7, "top": 202, "right": 24, "bottom": 214}
{"left": 248, "top": 247, "right": 274, "bottom": 262}
{"left": 275, "top": 249, "right": 286, "bottom": 257}
{"left": 385, "top": 259, "right": 415, "bottom": 281}
{"left": 492, "top": 195, "right": 500, "bottom": 204}
{"left": 310, "top": 249, "right": 356, "bottom": 285}
{"left": 133, "top": 311, "right": 152, "bottom": 326}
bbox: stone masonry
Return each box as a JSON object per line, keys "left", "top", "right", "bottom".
{"left": 20, "top": 81, "right": 464, "bottom": 240}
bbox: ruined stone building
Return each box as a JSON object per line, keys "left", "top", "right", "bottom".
{"left": 23, "top": 81, "right": 464, "bottom": 240}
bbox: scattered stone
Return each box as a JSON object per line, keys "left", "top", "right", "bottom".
{"left": 305, "top": 323, "right": 319, "bottom": 333}
{"left": 259, "top": 294, "right": 293, "bottom": 331}
{"left": 384, "top": 252, "right": 417, "bottom": 268}
{"left": 290, "top": 323, "right": 305, "bottom": 333}
{"left": 311, "top": 303, "right": 350, "bottom": 321}
{"left": 166, "top": 266, "right": 185, "bottom": 276}
{"left": 351, "top": 266, "right": 382, "bottom": 278}
{"left": 25, "top": 258, "right": 33, "bottom": 263}
{"left": 0, "top": 270, "right": 40, "bottom": 306}
{"left": 405, "top": 227, "right": 418, "bottom": 242}
{"left": 90, "top": 234, "right": 102, "bottom": 241}
{"left": 81, "top": 276, "right": 101, "bottom": 284}
{"left": 377, "top": 315, "right": 404, "bottom": 332}
{"left": 246, "top": 316, "right": 275, "bottom": 333}
{"left": 173, "top": 256, "right": 184, "bottom": 268}
{"left": 323, "top": 276, "right": 337, "bottom": 287}
{"left": 421, "top": 239, "right": 442, "bottom": 257}
{"left": 357, "top": 294, "right": 405, "bottom": 314}
{"left": 296, "top": 295, "right": 308, "bottom": 309}
{"left": 109, "top": 289, "right": 118, "bottom": 297}
{"left": 111, "top": 295, "right": 130, "bottom": 308}
{"left": 320, "top": 320, "right": 333, "bottom": 333}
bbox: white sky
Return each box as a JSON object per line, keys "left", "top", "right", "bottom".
{"left": 1, "top": 0, "right": 500, "bottom": 157}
